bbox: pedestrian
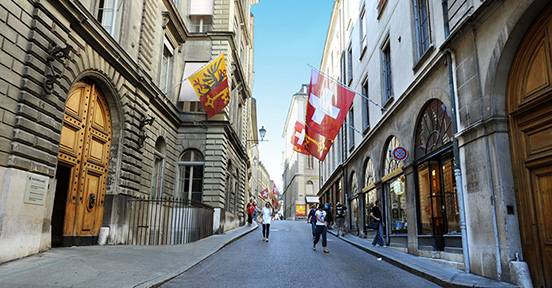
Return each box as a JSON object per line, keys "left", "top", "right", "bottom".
{"left": 247, "top": 200, "right": 255, "bottom": 226}
{"left": 252, "top": 201, "right": 258, "bottom": 223}
{"left": 307, "top": 204, "right": 318, "bottom": 239}
{"left": 370, "top": 200, "right": 385, "bottom": 247}
{"left": 335, "top": 202, "right": 347, "bottom": 237}
{"left": 261, "top": 202, "right": 273, "bottom": 242}
{"left": 323, "top": 202, "right": 333, "bottom": 229}
{"left": 313, "top": 204, "right": 329, "bottom": 253}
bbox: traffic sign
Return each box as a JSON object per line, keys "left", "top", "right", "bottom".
{"left": 393, "top": 146, "right": 408, "bottom": 161}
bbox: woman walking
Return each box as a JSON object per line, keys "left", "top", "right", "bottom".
{"left": 261, "top": 202, "right": 273, "bottom": 242}
{"left": 313, "top": 204, "right": 329, "bottom": 253}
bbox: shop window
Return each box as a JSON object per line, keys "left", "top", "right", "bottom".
{"left": 177, "top": 149, "right": 204, "bottom": 203}
{"left": 383, "top": 136, "right": 407, "bottom": 235}
{"left": 415, "top": 100, "right": 459, "bottom": 241}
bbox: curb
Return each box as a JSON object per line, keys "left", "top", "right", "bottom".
{"left": 328, "top": 230, "right": 514, "bottom": 288}
{"left": 141, "top": 224, "right": 259, "bottom": 288}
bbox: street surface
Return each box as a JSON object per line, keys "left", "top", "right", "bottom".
{"left": 163, "top": 221, "right": 439, "bottom": 288}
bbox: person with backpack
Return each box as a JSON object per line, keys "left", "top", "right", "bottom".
{"left": 335, "top": 202, "right": 347, "bottom": 237}
{"left": 313, "top": 204, "right": 329, "bottom": 253}
{"left": 307, "top": 204, "right": 318, "bottom": 239}
{"left": 323, "top": 202, "right": 333, "bottom": 229}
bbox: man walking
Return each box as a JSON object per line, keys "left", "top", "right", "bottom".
{"left": 335, "top": 202, "right": 347, "bottom": 237}
{"left": 370, "top": 200, "right": 385, "bottom": 247}
{"left": 313, "top": 205, "right": 329, "bottom": 253}
{"left": 307, "top": 204, "right": 318, "bottom": 239}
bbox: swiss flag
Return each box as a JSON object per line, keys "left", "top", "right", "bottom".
{"left": 305, "top": 70, "right": 355, "bottom": 160}
{"left": 260, "top": 188, "right": 269, "bottom": 199}
{"left": 291, "top": 121, "right": 310, "bottom": 155}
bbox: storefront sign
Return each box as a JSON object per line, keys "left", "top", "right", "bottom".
{"left": 24, "top": 174, "right": 49, "bottom": 206}
{"left": 393, "top": 146, "right": 408, "bottom": 161}
{"left": 295, "top": 204, "right": 306, "bottom": 217}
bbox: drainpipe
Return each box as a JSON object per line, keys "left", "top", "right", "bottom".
{"left": 442, "top": 0, "right": 470, "bottom": 274}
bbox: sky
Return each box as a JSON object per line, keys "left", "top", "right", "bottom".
{"left": 252, "top": 0, "right": 334, "bottom": 189}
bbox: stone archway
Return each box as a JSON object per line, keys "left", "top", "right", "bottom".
{"left": 507, "top": 4, "right": 552, "bottom": 286}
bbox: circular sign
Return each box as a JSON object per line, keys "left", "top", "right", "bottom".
{"left": 393, "top": 147, "right": 408, "bottom": 161}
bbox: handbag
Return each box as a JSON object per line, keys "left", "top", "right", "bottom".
{"left": 367, "top": 221, "right": 379, "bottom": 230}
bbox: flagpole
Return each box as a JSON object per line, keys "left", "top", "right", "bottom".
{"left": 307, "top": 64, "right": 384, "bottom": 109}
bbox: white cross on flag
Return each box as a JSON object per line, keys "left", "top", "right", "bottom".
{"left": 305, "top": 69, "right": 355, "bottom": 160}
{"left": 291, "top": 121, "right": 309, "bottom": 155}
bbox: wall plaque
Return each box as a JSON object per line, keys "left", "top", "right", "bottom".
{"left": 24, "top": 174, "right": 49, "bottom": 206}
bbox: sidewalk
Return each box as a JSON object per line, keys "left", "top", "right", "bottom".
{"left": 328, "top": 230, "right": 516, "bottom": 288}
{"left": 0, "top": 224, "right": 258, "bottom": 288}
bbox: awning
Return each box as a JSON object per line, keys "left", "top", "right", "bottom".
{"left": 305, "top": 196, "right": 319, "bottom": 203}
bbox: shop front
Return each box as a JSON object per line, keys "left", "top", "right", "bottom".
{"left": 382, "top": 136, "right": 407, "bottom": 248}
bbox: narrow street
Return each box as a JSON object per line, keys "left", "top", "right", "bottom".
{"left": 163, "top": 221, "right": 438, "bottom": 288}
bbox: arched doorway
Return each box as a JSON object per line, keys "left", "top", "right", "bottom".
{"left": 508, "top": 6, "right": 552, "bottom": 286}
{"left": 414, "top": 99, "right": 460, "bottom": 252}
{"left": 52, "top": 82, "right": 112, "bottom": 246}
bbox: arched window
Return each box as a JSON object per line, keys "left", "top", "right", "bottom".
{"left": 151, "top": 137, "right": 166, "bottom": 197}
{"left": 363, "top": 158, "right": 377, "bottom": 233}
{"left": 384, "top": 136, "right": 403, "bottom": 175}
{"left": 177, "top": 149, "right": 204, "bottom": 203}
{"left": 363, "top": 158, "right": 375, "bottom": 189}
{"left": 383, "top": 136, "right": 407, "bottom": 235}
{"left": 306, "top": 180, "right": 314, "bottom": 195}
{"left": 350, "top": 172, "right": 360, "bottom": 235}
{"left": 414, "top": 99, "right": 453, "bottom": 159}
{"left": 415, "top": 100, "right": 459, "bottom": 249}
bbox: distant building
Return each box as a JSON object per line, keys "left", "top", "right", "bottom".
{"left": 282, "top": 85, "right": 320, "bottom": 219}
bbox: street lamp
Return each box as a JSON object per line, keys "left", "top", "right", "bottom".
{"left": 246, "top": 126, "right": 268, "bottom": 143}
{"left": 259, "top": 126, "right": 267, "bottom": 141}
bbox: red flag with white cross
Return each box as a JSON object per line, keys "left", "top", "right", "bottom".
{"left": 305, "top": 69, "right": 355, "bottom": 160}
{"left": 291, "top": 121, "right": 310, "bottom": 155}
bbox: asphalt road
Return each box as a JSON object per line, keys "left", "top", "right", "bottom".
{"left": 162, "top": 220, "right": 440, "bottom": 288}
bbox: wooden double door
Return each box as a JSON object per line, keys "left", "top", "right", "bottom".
{"left": 54, "top": 82, "right": 112, "bottom": 245}
{"left": 508, "top": 6, "right": 552, "bottom": 287}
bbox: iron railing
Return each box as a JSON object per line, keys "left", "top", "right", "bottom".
{"left": 126, "top": 196, "right": 214, "bottom": 245}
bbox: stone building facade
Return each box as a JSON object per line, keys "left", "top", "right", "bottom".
{"left": 0, "top": 0, "right": 258, "bottom": 263}
{"left": 282, "top": 85, "right": 320, "bottom": 220}
{"left": 317, "top": 0, "right": 551, "bottom": 285}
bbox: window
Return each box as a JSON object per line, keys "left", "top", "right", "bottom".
{"left": 178, "top": 149, "right": 205, "bottom": 203}
{"left": 160, "top": 40, "right": 174, "bottom": 95}
{"left": 233, "top": 169, "right": 239, "bottom": 214}
{"left": 361, "top": 79, "right": 370, "bottom": 131}
{"left": 347, "top": 44, "right": 353, "bottom": 85}
{"left": 340, "top": 52, "right": 346, "bottom": 83}
{"left": 377, "top": 0, "right": 388, "bottom": 18}
{"left": 383, "top": 136, "right": 407, "bottom": 235}
{"left": 359, "top": 4, "right": 367, "bottom": 56}
{"left": 363, "top": 158, "right": 377, "bottom": 232}
{"left": 381, "top": 39, "right": 393, "bottom": 104}
{"left": 151, "top": 137, "right": 166, "bottom": 197}
{"left": 413, "top": 0, "right": 431, "bottom": 59}
{"left": 363, "top": 158, "right": 375, "bottom": 189}
{"left": 415, "top": 100, "right": 459, "bottom": 247}
{"left": 306, "top": 181, "right": 314, "bottom": 195}
{"left": 97, "top": 0, "right": 123, "bottom": 38}
{"left": 348, "top": 108, "right": 355, "bottom": 150}
{"left": 307, "top": 156, "right": 314, "bottom": 169}
{"left": 225, "top": 162, "right": 234, "bottom": 212}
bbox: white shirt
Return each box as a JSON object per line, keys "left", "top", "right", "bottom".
{"left": 262, "top": 207, "right": 272, "bottom": 224}
{"left": 315, "top": 210, "right": 327, "bottom": 226}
